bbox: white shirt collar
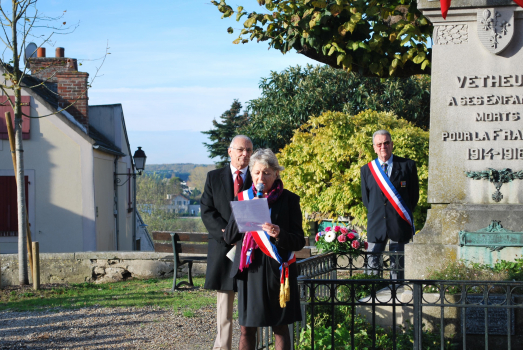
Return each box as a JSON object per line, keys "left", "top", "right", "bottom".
{"left": 377, "top": 154, "right": 393, "bottom": 166}
{"left": 230, "top": 164, "right": 248, "bottom": 175}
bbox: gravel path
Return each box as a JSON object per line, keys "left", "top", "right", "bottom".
{"left": 0, "top": 305, "right": 241, "bottom": 349}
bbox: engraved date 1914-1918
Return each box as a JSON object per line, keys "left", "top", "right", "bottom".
{"left": 468, "top": 148, "right": 523, "bottom": 160}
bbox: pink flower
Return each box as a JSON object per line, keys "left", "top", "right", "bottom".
{"left": 334, "top": 226, "right": 341, "bottom": 233}
{"left": 347, "top": 233, "right": 355, "bottom": 240}
{"left": 325, "top": 226, "right": 332, "bottom": 232}
{"left": 337, "top": 235, "right": 347, "bottom": 243}
{"left": 352, "top": 240, "right": 360, "bottom": 249}
{"left": 340, "top": 227, "right": 348, "bottom": 235}
{"left": 364, "top": 241, "right": 368, "bottom": 250}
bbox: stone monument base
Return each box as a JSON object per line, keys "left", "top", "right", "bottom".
{"left": 405, "top": 204, "right": 523, "bottom": 279}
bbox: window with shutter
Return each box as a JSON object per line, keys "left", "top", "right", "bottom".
{"left": 0, "top": 176, "right": 29, "bottom": 236}
{"left": 0, "top": 96, "right": 31, "bottom": 140}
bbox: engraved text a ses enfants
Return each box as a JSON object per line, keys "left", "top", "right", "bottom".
{"left": 448, "top": 75, "right": 523, "bottom": 106}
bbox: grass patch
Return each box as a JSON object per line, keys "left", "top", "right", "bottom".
{"left": 0, "top": 277, "right": 217, "bottom": 314}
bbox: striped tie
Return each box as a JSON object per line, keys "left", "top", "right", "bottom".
{"left": 382, "top": 163, "right": 388, "bottom": 177}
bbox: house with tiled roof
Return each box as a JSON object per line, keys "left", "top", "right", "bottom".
{"left": 0, "top": 48, "right": 153, "bottom": 253}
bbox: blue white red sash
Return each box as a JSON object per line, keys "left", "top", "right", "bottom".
{"left": 368, "top": 159, "right": 416, "bottom": 236}
{"left": 237, "top": 187, "right": 296, "bottom": 307}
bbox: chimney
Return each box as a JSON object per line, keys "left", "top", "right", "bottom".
{"left": 28, "top": 47, "right": 78, "bottom": 83}
{"left": 28, "top": 47, "right": 89, "bottom": 131}
{"left": 57, "top": 67, "right": 89, "bottom": 131}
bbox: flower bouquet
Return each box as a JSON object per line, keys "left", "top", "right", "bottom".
{"left": 315, "top": 226, "right": 368, "bottom": 255}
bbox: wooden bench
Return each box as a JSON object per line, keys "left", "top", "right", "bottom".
{"left": 152, "top": 231, "right": 208, "bottom": 291}
{"left": 152, "top": 231, "right": 314, "bottom": 291}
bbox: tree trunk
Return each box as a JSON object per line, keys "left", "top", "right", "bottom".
{"left": 12, "top": 1, "right": 29, "bottom": 285}
{"left": 15, "top": 95, "right": 28, "bottom": 285}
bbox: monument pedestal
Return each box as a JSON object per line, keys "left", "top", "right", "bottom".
{"left": 406, "top": 204, "right": 523, "bottom": 279}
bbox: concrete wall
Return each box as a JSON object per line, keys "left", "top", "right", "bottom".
{"left": 0, "top": 90, "right": 95, "bottom": 253}
{"left": 0, "top": 252, "right": 207, "bottom": 286}
{"left": 90, "top": 104, "right": 135, "bottom": 251}
{"left": 94, "top": 151, "right": 116, "bottom": 251}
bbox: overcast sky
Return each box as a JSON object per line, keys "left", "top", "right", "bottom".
{"left": 31, "top": 1, "right": 316, "bottom": 164}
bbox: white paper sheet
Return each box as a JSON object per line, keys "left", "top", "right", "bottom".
{"left": 226, "top": 245, "right": 236, "bottom": 261}
{"left": 230, "top": 198, "right": 271, "bottom": 233}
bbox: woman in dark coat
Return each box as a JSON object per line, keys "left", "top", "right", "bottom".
{"left": 224, "top": 148, "right": 305, "bottom": 350}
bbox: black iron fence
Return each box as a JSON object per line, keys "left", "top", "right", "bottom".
{"left": 292, "top": 252, "right": 523, "bottom": 350}
{"left": 256, "top": 251, "right": 405, "bottom": 349}
{"left": 297, "top": 278, "right": 523, "bottom": 350}
{"left": 296, "top": 250, "right": 405, "bottom": 278}
{"left": 254, "top": 252, "right": 523, "bottom": 350}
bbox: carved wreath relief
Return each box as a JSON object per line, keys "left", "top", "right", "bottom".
{"left": 434, "top": 25, "right": 468, "bottom": 45}
{"left": 477, "top": 8, "right": 514, "bottom": 55}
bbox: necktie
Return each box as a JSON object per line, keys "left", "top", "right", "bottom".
{"left": 382, "top": 163, "right": 388, "bottom": 177}
{"left": 234, "top": 170, "right": 243, "bottom": 196}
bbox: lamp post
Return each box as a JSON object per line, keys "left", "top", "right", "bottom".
{"left": 133, "top": 147, "right": 147, "bottom": 174}
{"left": 114, "top": 146, "right": 147, "bottom": 251}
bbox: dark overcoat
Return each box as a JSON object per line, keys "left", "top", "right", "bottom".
{"left": 360, "top": 155, "right": 420, "bottom": 243}
{"left": 200, "top": 165, "right": 252, "bottom": 291}
{"left": 224, "top": 189, "right": 306, "bottom": 327}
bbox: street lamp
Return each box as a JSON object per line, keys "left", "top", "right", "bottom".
{"left": 114, "top": 146, "right": 147, "bottom": 251}
{"left": 133, "top": 146, "right": 147, "bottom": 174}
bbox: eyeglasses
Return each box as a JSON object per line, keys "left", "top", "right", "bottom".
{"left": 374, "top": 141, "right": 391, "bottom": 148}
{"left": 230, "top": 147, "right": 253, "bottom": 154}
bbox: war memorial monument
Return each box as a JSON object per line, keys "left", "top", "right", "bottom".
{"left": 405, "top": 0, "right": 523, "bottom": 278}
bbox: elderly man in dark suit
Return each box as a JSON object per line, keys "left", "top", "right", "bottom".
{"left": 360, "top": 130, "right": 419, "bottom": 280}
{"left": 201, "top": 135, "right": 253, "bottom": 350}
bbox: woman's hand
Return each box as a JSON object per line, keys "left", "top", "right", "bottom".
{"left": 262, "top": 223, "right": 280, "bottom": 238}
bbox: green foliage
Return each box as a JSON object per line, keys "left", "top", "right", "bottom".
{"left": 0, "top": 278, "right": 215, "bottom": 312}
{"left": 137, "top": 172, "right": 207, "bottom": 231}
{"left": 424, "top": 258, "right": 523, "bottom": 294}
{"left": 187, "top": 166, "right": 214, "bottom": 199}
{"left": 202, "top": 99, "right": 249, "bottom": 168}
{"left": 136, "top": 173, "right": 182, "bottom": 206}
{"left": 492, "top": 258, "right": 523, "bottom": 281}
{"left": 279, "top": 109, "right": 429, "bottom": 229}
{"left": 212, "top": 0, "right": 432, "bottom": 77}
{"left": 297, "top": 322, "right": 456, "bottom": 350}
{"left": 243, "top": 65, "right": 430, "bottom": 152}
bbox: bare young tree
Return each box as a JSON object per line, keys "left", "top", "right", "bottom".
{"left": 0, "top": 0, "right": 105, "bottom": 284}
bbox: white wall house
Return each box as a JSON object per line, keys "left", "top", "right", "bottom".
{"left": 0, "top": 48, "right": 153, "bottom": 253}
{"left": 165, "top": 194, "right": 190, "bottom": 214}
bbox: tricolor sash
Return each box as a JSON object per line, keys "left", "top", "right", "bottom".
{"left": 368, "top": 159, "right": 416, "bottom": 236}
{"left": 237, "top": 187, "right": 296, "bottom": 307}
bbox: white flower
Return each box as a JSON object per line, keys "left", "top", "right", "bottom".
{"left": 324, "top": 231, "right": 336, "bottom": 243}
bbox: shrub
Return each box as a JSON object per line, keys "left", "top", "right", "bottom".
{"left": 424, "top": 259, "right": 523, "bottom": 294}
{"left": 279, "top": 110, "right": 429, "bottom": 230}
{"left": 426, "top": 259, "right": 509, "bottom": 282}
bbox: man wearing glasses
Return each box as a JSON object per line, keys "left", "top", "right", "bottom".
{"left": 360, "top": 130, "right": 419, "bottom": 280}
{"left": 201, "top": 135, "right": 253, "bottom": 350}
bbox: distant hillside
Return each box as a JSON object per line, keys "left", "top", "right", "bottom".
{"left": 145, "top": 163, "right": 215, "bottom": 181}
